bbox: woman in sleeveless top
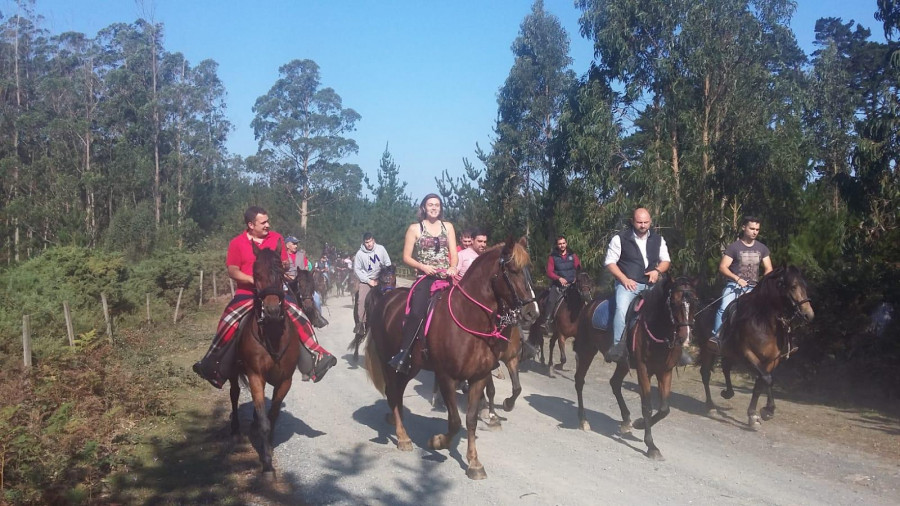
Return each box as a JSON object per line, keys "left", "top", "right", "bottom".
{"left": 388, "top": 193, "right": 458, "bottom": 373}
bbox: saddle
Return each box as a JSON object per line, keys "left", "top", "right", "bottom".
{"left": 403, "top": 278, "right": 451, "bottom": 361}
{"left": 591, "top": 293, "right": 645, "bottom": 332}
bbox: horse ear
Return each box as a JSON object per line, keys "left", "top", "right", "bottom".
{"left": 517, "top": 236, "right": 527, "bottom": 248}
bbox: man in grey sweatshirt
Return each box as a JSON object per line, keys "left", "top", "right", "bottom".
{"left": 353, "top": 232, "right": 392, "bottom": 334}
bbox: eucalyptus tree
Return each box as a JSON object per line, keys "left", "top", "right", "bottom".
{"left": 487, "top": 0, "right": 576, "bottom": 243}
{"left": 578, "top": 0, "right": 807, "bottom": 272}
{"left": 251, "top": 59, "right": 362, "bottom": 233}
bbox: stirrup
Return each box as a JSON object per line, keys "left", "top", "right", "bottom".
{"left": 388, "top": 349, "right": 411, "bottom": 374}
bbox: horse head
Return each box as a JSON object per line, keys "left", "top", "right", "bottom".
{"left": 575, "top": 271, "right": 595, "bottom": 303}
{"left": 295, "top": 269, "right": 328, "bottom": 328}
{"left": 252, "top": 242, "right": 286, "bottom": 323}
{"left": 494, "top": 236, "right": 539, "bottom": 325}
{"left": 778, "top": 265, "right": 814, "bottom": 322}
{"left": 668, "top": 277, "right": 699, "bottom": 344}
{"left": 378, "top": 264, "right": 397, "bottom": 291}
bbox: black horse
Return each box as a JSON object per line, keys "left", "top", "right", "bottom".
{"left": 349, "top": 264, "right": 397, "bottom": 362}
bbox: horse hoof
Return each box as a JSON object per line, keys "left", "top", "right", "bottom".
{"left": 721, "top": 389, "right": 735, "bottom": 400}
{"left": 502, "top": 399, "right": 515, "bottom": 412}
{"left": 632, "top": 419, "right": 645, "bottom": 431}
{"left": 580, "top": 420, "right": 591, "bottom": 431}
{"left": 647, "top": 449, "right": 665, "bottom": 461}
{"left": 619, "top": 421, "right": 634, "bottom": 434}
{"left": 554, "top": 363, "right": 565, "bottom": 371}
{"left": 466, "top": 464, "right": 488, "bottom": 480}
{"left": 485, "top": 420, "right": 502, "bottom": 431}
{"left": 761, "top": 407, "right": 775, "bottom": 421}
{"left": 397, "top": 439, "right": 414, "bottom": 452}
{"left": 261, "top": 470, "right": 276, "bottom": 482}
{"left": 748, "top": 415, "right": 761, "bottom": 430}
{"left": 428, "top": 434, "right": 449, "bottom": 450}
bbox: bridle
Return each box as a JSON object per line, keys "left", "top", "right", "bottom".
{"left": 643, "top": 281, "right": 697, "bottom": 348}
{"left": 447, "top": 255, "right": 536, "bottom": 339}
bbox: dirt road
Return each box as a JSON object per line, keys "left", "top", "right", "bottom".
{"left": 238, "top": 288, "right": 899, "bottom": 505}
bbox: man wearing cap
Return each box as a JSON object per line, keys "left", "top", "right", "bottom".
{"left": 353, "top": 232, "right": 392, "bottom": 334}
{"left": 192, "top": 206, "right": 337, "bottom": 387}
{"left": 285, "top": 236, "right": 307, "bottom": 279}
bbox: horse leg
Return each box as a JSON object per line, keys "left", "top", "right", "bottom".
{"left": 229, "top": 376, "right": 241, "bottom": 441}
{"left": 431, "top": 373, "right": 442, "bottom": 408}
{"left": 647, "top": 371, "right": 672, "bottom": 429}
{"left": 267, "top": 378, "right": 293, "bottom": 445}
{"left": 482, "top": 375, "right": 501, "bottom": 429}
{"left": 721, "top": 358, "right": 735, "bottom": 399}
{"left": 248, "top": 374, "right": 275, "bottom": 476}
{"left": 699, "top": 348, "right": 717, "bottom": 412}
{"left": 747, "top": 375, "right": 766, "bottom": 430}
{"left": 463, "top": 375, "right": 490, "bottom": 480}
{"left": 760, "top": 372, "right": 776, "bottom": 421}
{"left": 548, "top": 333, "right": 557, "bottom": 376}
{"left": 502, "top": 355, "right": 522, "bottom": 411}
{"left": 385, "top": 371, "right": 414, "bottom": 451}
{"left": 556, "top": 335, "right": 567, "bottom": 370}
{"left": 633, "top": 366, "right": 662, "bottom": 460}
{"left": 575, "top": 347, "right": 597, "bottom": 431}
{"left": 609, "top": 361, "right": 632, "bottom": 434}
{"left": 429, "top": 372, "right": 462, "bottom": 451}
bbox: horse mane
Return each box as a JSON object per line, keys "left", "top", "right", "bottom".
{"left": 254, "top": 247, "right": 284, "bottom": 288}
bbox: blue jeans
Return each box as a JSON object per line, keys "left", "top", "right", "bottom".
{"left": 612, "top": 281, "right": 647, "bottom": 346}
{"left": 713, "top": 282, "right": 753, "bottom": 335}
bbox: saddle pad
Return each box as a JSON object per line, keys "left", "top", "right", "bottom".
{"left": 592, "top": 299, "right": 612, "bottom": 330}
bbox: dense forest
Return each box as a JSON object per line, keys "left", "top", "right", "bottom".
{"left": 1, "top": 0, "right": 899, "bottom": 399}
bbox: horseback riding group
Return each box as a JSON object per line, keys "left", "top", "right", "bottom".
{"left": 192, "top": 197, "right": 814, "bottom": 479}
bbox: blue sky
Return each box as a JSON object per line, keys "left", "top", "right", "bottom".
{"left": 17, "top": 0, "right": 888, "bottom": 198}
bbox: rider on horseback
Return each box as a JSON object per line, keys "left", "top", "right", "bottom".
{"left": 192, "top": 206, "right": 337, "bottom": 387}
{"left": 604, "top": 208, "right": 671, "bottom": 363}
{"left": 388, "top": 193, "right": 458, "bottom": 374}
{"left": 542, "top": 236, "right": 581, "bottom": 333}
{"left": 353, "top": 231, "right": 392, "bottom": 335}
{"left": 709, "top": 215, "right": 773, "bottom": 348}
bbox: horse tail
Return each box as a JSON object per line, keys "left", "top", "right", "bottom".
{"left": 365, "top": 332, "right": 386, "bottom": 396}
{"left": 348, "top": 332, "right": 365, "bottom": 351}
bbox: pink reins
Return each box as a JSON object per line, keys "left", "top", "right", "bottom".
{"left": 447, "top": 283, "right": 509, "bottom": 341}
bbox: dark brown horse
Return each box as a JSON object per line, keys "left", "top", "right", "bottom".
{"left": 528, "top": 271, "right": 594, "bottom": 376}
{"left": 349, "top": 264, "right": 397, "bottom": 362}
{"left": 228, "top": 244, "right": 323, "bottom": 477}
{"left": 698, "top": 266, "right": 814, "bottom": 430}
{"left": 365, "top": 238, "right": 538, "bottom": 479}
{"left": 573, "top": 276, "right": 698, "bottom": 460}
{"left": 313, "top": 269, "right": 329, "bottom": 305}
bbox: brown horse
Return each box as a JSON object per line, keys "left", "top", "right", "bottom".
{"left": 228, "top": 244, "right": 323, "bottom": 477}
{"left": 573, "top": 276, "right": 698, "bottom": 460}
{"left": 528, "top": 271, "right": 595, "bottom": 375}
{"left": 365, "top": 238, "right": 538, "bottom": 479}
{"left": 698, "top": 266, "right": 814, "bottom": 430}
{"left": 313, "top": 269, "right": 329, "bottom": 305}
{"left": 349, "top": 264, "right": 397, "bottom": 362}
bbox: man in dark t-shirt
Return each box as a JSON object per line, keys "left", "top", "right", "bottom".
{"left": 711, "top": 216, "right": 773, "bottom": 345}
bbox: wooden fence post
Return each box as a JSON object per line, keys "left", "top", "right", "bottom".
{"left": 212, "top": 272, "right": 218, "bottom": 299}
{"left": 174, "top": 287, "right": 184, "bottom": 323}
{"left": 146, "top": 293, "right": 151, "bottom": 324}
{"left": 63, "top": 301, "right": 75, "bottom": 346}
{"left": 198, "top": 270, "right": 204, "bottom": 307}
{"left": 101, "top": 292, "right": 113, "bottom": 343}
{"left": 22, "top": 315, "right": 31, "bottom": 367}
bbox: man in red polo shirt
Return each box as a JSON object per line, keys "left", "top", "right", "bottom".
{"left": 193, "top": 206, "right": 336, "bottom": 387}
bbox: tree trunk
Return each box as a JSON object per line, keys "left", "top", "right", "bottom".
{"left": 150, "top": 24, "right": 161, "bottom": 228}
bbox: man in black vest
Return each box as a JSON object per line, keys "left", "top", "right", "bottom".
{"left": 604, "top": 208, "right": 671, "bottom": 362}
{"left": 542, "top": 235, "right": 581, "bottom": 332}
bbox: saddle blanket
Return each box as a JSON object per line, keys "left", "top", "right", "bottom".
{"left": 592, "top": 299, "right": 612, "bottom": 330}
